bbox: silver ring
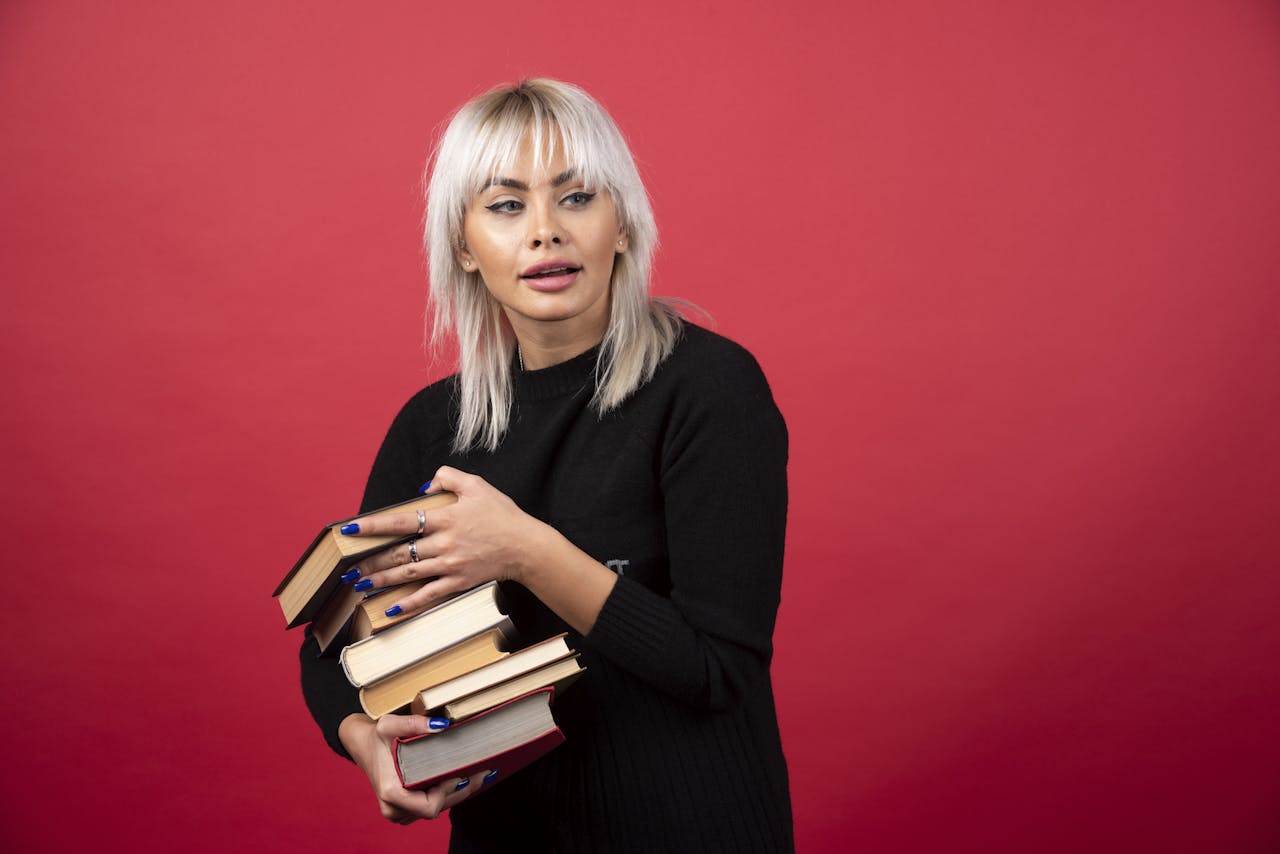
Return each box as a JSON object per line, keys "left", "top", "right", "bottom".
{"left": 408, "top": 540, "right": 419, "bottom": 563}
{"left": 416, "top": 509, "right": 426, "bottom": 535}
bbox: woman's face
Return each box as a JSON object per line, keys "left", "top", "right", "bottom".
{"left": 460, "top": 137, "right": 627, "bottom": 348}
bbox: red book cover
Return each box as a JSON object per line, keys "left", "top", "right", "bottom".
{"left": 393, "top": 687, "right": 565, "bottom": 791}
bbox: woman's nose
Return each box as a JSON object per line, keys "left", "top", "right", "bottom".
{"left": 527, "top": 204, "right": 563, "bottom": 249}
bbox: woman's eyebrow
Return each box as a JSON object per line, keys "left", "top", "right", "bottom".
{"left": 550, "top": 168, "right": 579, "bottom": 187}
{"left": 479, "top": 168, "right": 579, "bottom": 192}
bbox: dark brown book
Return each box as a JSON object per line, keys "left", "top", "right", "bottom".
{"left": 308, "top": 581, "right": 366, "bottom": 656}
{"left": 272, "top": 490, "right": 457, "bottom": 629}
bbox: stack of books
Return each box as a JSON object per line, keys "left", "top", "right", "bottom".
{"left": 273, "top": 492, "right": 584, "bottom": 790}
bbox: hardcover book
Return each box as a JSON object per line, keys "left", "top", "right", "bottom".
{"left": 410, "top": 633, "right": 578, "bottom": 717}
{"left": 358, "top": 626, "right": 513, "bottom": 718}
{"left": 349, "top": 581, "right": 436, "bottom": 638}
{"left": 393, "top": 687, "right": 564, "bottom": 791}
{"left": 273, "top": 490, "right": 458, "bottom": 629}
{"left": 436, "top": 657, "right": 583, "bottom": 723}
{"left": 340, "top": 582, "right": 511, "bottom": 688}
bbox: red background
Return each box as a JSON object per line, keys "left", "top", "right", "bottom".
{"left": 3, "top": 2, "right": 1279, "bottom": 851}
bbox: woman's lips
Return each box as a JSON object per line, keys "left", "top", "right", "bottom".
{"left": 520, "top": 268, "right": 579, "bottom": 292}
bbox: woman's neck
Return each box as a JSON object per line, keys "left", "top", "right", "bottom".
{"left": 509, "top": 316, "right": 606, "bottom": 371}
{"left": 516, "top": 337, "right": 601, "bottom": 371}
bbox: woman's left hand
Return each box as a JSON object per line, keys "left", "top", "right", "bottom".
{"left": 340, "top": 466, "right": 545, "bottom": 612}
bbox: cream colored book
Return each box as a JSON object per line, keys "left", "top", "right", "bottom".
{"left": 359, "top": 627, "right": 511, "bottom": 718}
{"left": 410, "top": 634, "right": 574, "bottom": 715}
{"left": 340, "top": 582, "right": 510, "bottom": 687}
{"left": 441, "top": 657, "right": 584, "bottom": 721}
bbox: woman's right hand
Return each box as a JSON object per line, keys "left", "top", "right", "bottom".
{"left": 338, "top": 712, "right": 486, "bottom": 824}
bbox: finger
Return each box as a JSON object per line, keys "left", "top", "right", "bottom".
{"left": 362, "top": 554, "right": 446, "bottom": 592}
{"left": 341, "top": 508, "right": 439, "bottom": 538}
{"left": 380, "top": 782, "right": 451, "bottom": 822}
{"left": 378, "top": 576, "right": 470, "bottom": 615}
{"left": 351, "top": 536, "right": 442, "bottom": 585}
{"left": 374, "top": 712, "right": 435, "bottom": 742}
{"left": 360, "top": 526, "right": 465, "bottom": 584}
{"left": 437, "top": 772, "right": 486, "bottom": 810}
{"left": 345, "top": 543, "right": 418, "bottom": 589}
{"left": 428, "top": 466, "right": 483, "bottom": 496}
{"left": 380, "top": 802, "right": 417, "bottom": 824}
{"left": 359, "top": 539, "right": 420, "bottom": 574}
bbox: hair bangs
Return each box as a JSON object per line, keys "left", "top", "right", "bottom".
{"left": 460, "top": 96, "right": 614, "bottom": 201}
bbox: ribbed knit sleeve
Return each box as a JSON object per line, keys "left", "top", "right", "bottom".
{"left": 298, "top": 630, "right": 363, "bottom": 759}
{"left": 587, "top": 340, "right": 788, "bottom": 712}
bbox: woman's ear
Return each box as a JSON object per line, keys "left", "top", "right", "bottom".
{"left": 615, "top": 232, "right": 628, "bottom": 254}
{"left": 458, "top": 248, "right": 475, "bottom": 270}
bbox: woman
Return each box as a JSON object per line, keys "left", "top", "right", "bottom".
{"left": 300, "top": 78, "right": 793, "bottom": 853}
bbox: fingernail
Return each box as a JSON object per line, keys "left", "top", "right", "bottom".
{"left": 428, "top": 717, "right": 451, "bottom": 731}
{"left": 385, "top": 604, "right": 403, "bottom": 617}
{"left": 454, "top": 778, "right": 470, "bottom": 792}
{"left": 339, "top": 522, "right": 360, "bottom": 535}
{"left": 418, "top": 481, "right": 433, "bottom": 494}
{"left": 339, "top": 567, "right": 361, "bottom": 584}
{"left": 482, "top": 770, "right": 499, "bottom": 787}
{"left": 353, "top": 579, "right": 373, "bottom": 592}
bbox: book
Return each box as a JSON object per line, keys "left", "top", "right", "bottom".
{"left": 359, "top": 627, "right": 512, "bottom": 718}
{"left": 437, "top": 656, "right": 583, "bottom": 722}
{"left": 308, "top": 580, "right": 366, "bottom": 656}
{"left": 394, "top": 687, "right": 565, "bottom": 791}
{"left": 273, "top": 490, "right": 458, "bottom": 629}
{"left": 340, "top": 582, "right": 511, "bottom": 688}
{"left": 349, "top": 581, "right": 436, "bottom": 639}
{"left": 409, "top": 633, "right": 578, "bottom": 717}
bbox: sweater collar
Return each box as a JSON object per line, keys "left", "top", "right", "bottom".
{"left": 511, "top": 343, "right": 601, "bottom": 401}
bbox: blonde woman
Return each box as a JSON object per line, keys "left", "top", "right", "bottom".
{"left": 300, "top": 79, "right": 793, "bottom": 853}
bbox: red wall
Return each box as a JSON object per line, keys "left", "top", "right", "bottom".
{"left": 2, "top": 2, "right": 1278, "bottom": 851}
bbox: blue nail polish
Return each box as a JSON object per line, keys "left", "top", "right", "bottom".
{"left": 385, "top": 604, "right": 403, "bottom": 617}
{"left": 339, "top": 567, "right": 361, "bottom": 584}
{"left": 353, "top": 578, "right": 373, "bottom": 592}
{"left": 339, "top": 522, "right": 360, "bottom": 535}
{"left": 428, "top": 717, "right": 451, "bottom": 731}
{"left": 454, "top": 778, "right": 470, "bottom": 792}
{"left": 418, "top": 480, "right": 433, "bottom": 494}
{"left": 482, "top": 770, "right": 499, "bottom": 787}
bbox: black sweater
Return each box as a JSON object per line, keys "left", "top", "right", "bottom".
{"left": 299, "top": 323, "right": 794, "bottom": 853}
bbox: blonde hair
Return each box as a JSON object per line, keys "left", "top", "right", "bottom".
{"left": 424, "top": 79, "right": 683, "bottom": 452}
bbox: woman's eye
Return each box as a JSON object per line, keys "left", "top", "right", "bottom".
{"left": 485, "top": 200, "right": 523, "bottom": 214}
{"left": 563, "top": 191, "right": 595, "bottom": 207}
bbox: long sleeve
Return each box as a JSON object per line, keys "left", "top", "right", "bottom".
{"left": 586, "top": 340, "right": 788, "bottom": 712}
